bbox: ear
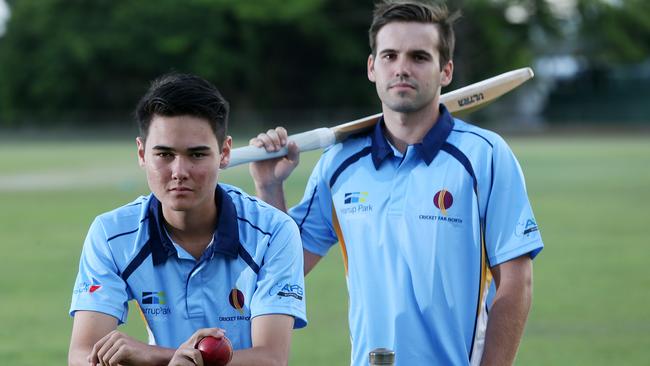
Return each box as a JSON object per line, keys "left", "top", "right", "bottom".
{"left": 440, "top": 60, "right": 454, "bottom": 87}
{"left": 219, "top": 136, "right": 232, "bottom": 169}
{"left": 136, "top": 137, "right": 146, "bottom": 167}
{"left": 367, "top": 54, "right": 376, "bottom": 83}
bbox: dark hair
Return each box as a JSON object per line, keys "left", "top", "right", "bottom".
{"left": 369, "top": 0, "right": 459, "bottom": 70}
{"left": 135, "top": 73, "right": 229, "bottom": 146}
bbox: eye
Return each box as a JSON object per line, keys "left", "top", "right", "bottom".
{"left": 191, "top": 152, "right": 208, "bottom": 159}
{"left": 155, "top": 152, "right": 174, "bottom": 158}
{"left": 382, "top": 53, "right": 396, "bottom": 61}
{"left": 413, "top": 54, "right": 430, "bottom": 62}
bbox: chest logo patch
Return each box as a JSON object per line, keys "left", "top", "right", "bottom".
{"left": 142, "top": 291, "right": 166, "bottom": 305}
{"left": 229, "top": 288, "right": 245, "bottom": 314}
{"left": 140, "top": 291, "right": 171, "bottom": 319}
{"left": 344, "top": 191, "right": 368, "bottom": 204}
{"left": 419, "top": 189, "right": 463, "bottom": 225}
{"left": 341, "top": 191, "right": 373, "bottom": 215}
{"left": 434, "top": 189, "right": 454, "bottom": 215}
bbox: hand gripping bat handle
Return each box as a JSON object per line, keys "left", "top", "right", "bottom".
{"left": 226, "top": 127, "right": 336, "bottom": 169}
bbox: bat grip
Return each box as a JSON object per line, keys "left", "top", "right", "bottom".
{"left": 226, "top": 127, "right": 335, "bottom": 169}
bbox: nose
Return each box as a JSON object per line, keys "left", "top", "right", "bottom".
{"left": 171, "top": 156, "right": 190, "bottom": 181}
{"left": 394, "top": 55, "right": 411, "bottom": 78}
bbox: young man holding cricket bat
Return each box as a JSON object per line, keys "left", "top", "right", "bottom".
{"left": 68, "top": 73, "right": 306, "bottom": 366}
{"left": 250, "top": 1, "right": 544, "bottom": 365}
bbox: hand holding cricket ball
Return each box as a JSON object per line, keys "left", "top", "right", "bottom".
{"left": 196, "top": 336, "right": 233, "bottom": 366}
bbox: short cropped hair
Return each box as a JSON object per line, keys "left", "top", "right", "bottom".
{"left": 369, "top": 0, "right": 459, "bottom": 69}
{"left": 135, "top": 73, "right": 229, "bottom": 146}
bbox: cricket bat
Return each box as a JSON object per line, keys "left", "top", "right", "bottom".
{"left": 226, "top": 67, "right": 534, "bottom": 168}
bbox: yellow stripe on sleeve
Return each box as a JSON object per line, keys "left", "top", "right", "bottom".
{"left": 331, "top": 204, "right": 349, "bottom": 275}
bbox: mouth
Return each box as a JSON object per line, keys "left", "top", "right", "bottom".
{"left": 388, "top": 82, "right": 416, "bottom": 91}
{"left": 169, "top": 187, "right": 193, "bottom": 192}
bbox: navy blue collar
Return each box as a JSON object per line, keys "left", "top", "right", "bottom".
{"left": 370, "top": 104, "right": 455, "bottom": 169}
{"left": 148, "top": 184, "right": 240, "bottom": 265}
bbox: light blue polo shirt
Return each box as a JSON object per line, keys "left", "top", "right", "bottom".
{"left": 289, "top": 105, "right": 543, "bottom": 366}
{"left": 70, "top": 184, "right": 307, "bottom": 349}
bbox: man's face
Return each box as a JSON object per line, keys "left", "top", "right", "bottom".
{"left": 137, "top": 115, "right": 231, "bottom": 213}
{"left": 368, "top": 21, "right": 453, "bottom": 114}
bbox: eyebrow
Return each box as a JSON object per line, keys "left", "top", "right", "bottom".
{"left": 410, "top": 50, "right": 433, "bottom": 58}
{"left": 379, "top": 48, "right": 398, "bottom": 55}
{"left": 187, "top": 146, "right": 212, "bottom": 152}
{"left": 379, "top": 48, "right": 434, "bottom": 56}
{"left": 152, "top": 145, "right": 212, "bottom": 152}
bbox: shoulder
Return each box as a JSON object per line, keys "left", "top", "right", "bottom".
{"left": 449, "top": 118, "right": 508, "bottom": 149}
{"left": 447, "top": 119, "right": 517, "bottom": 164}
{"left": 327, "top": 132, "right": 372, "bottom": 158}
{"left": 317, "top": 133, "right": 373, "bottom": 176}
{"left": 92, "top": 195, "right": 151, "bottom": 241}
{"left": 221, "top": 184, "right": 298, "bottom": 233}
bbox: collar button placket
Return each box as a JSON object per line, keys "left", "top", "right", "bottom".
{"left": 387, "top": 154, "right": 410, "bottom": 217}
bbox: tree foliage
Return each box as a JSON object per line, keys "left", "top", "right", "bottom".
{"left": 449, "top": 0, "right": 560, "bottom": 87}
{"left": 0, "top": 0, "right": 646, "bottom": 127}
{"left": 0, "top": 0, "right": 367, "bottom": 126}
{"left": 576, "top": 0, "right": 650, "bottom": 65}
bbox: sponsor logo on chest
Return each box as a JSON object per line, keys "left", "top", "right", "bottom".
{"left": 220, "top": 288, "right": 251, "bottom": 322}
{"left": 418, "top": 189, "right": 464, "bottom": 224}
{"left": 140, "top": 291, "right": 172, "bottom": 319}
{"left": 340, "top": 191, "right": 373, "bottom": 215}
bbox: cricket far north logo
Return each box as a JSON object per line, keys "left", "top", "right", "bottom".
{"left": 433, "top": 189, "right": 454, "bottom": 215}
{"left": 229, "top": 288, "right": 245, "bottom": 314}
{"left": 418, "top": 189, "right": 463, "bottom": 224}
{"left": 220, "top": 288, "right": 251, "bottom": 322}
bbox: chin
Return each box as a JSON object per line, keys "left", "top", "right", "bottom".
{"left": 389, "top": 103, "right": 418, "bottom": 113}
{"left": 387, "top": 97, "right": 432, "bottom": 113}
{"left": 161, "top": 197, "right": 194, "bottom": 212}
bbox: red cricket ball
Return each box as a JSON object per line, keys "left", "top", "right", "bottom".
{"left": 196, "top": 335, "right": 233, "bottom": 366}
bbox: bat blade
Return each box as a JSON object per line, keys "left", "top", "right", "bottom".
{"left": 331, "top": 67, "right": 534, "bottom": 141}
{"left": 441, "top": 66, "right": 534, "bottom": 114}
{"left": 226, "top": 67, "right": 533, "bottom": 169}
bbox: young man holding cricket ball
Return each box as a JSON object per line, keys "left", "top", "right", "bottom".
{"left": 68, "top": 73, "right": 306, "bottom": 366}
{"left": 250, "top": 1, "right": 544, "bottom": 365}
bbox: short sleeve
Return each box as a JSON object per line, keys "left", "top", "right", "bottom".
{"left": 485, "top": 139, "right": 543, "bottom": 267}
{"left": 288, "top": 155, "right": 339, "bottom": 256}
{"left": 69, "top": 217, "right": 130, "bottom": 323}
{"left": 249, "top": 218, "right": 307, "bottom": 328}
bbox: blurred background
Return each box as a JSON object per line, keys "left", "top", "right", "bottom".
{"left": 1, "top": 0, "right": 649, "bottom": 133}
{"left": 0, "top": 0, "right": 648, "bottom": 365}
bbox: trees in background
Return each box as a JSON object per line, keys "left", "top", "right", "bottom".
{"left": 0, "top": 0, "right": 647, "bottom": 127}
{"left": 576, "top": 0, "right": 650, "bottom": 65}
{"left": 0, "top": 0, "right": 358, "bottom": 126}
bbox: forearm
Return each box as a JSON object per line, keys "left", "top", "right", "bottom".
{"left": 69, "top": 340, "right": 175, "bottom": 366}
{"left": 229, "top": 346, "right": 288, "bottom": 366}
{"left": 255, "top": 183, "right": 288, "bottom": 212}
{"left": 480, "top": 276, "right": 532, "bottom": 365}
{"left": 68, "top": 349, "right": 92, "bottom": 366}
{"left": 144, "top": 346, "right": 177, "bottom": 366}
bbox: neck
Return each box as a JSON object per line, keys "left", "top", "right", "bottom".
{"left": 381, "top": 102, "right": 440, "bottom": 153}
{"left": 162, "top": 202, "right": 217, "bottom": 258}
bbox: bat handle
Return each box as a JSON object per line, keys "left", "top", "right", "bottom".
{"left": 226, "top": 128, "right": 336, "bottom": 169}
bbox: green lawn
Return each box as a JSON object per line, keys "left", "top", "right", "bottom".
{"left": 0, "top": 135, "right": 648, "bottom": 365}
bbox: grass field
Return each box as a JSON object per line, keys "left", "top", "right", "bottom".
{"left": 1, "top": 135, "right": 649, "bottom": 365}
